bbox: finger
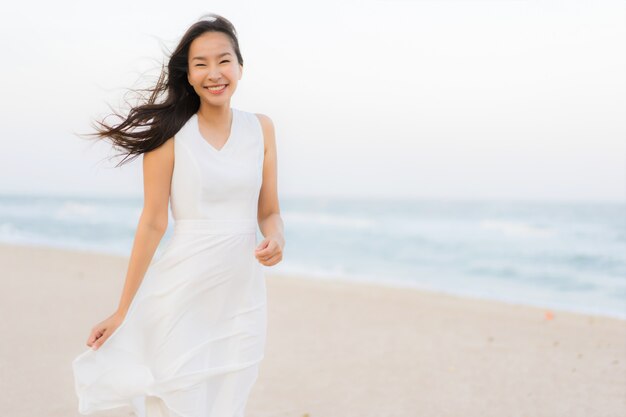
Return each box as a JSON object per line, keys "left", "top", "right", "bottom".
{"left": 261, "top": 253, "right": 282, "bottom": 266}
{"left": 87, "top": 329, "right": 102, "bottom": 345}
{"left": 255, "top": 248, "right": 273, "bottom": 258}
{"left": 263, "top": 247, "right": 282, "bottom": 260}
{"left": 258, "top": 242, "right": 279, "bottom": 256}
{"left": 92, "top": 331, "right": 108, "bottom": 350}
{"left": 263, "top": 257, "right": 280, "bottom": 266}
{"left": 255, "top": 240, "right": 269, "bottom": 251}
{"left": 90, "top": 334, "right": 101, "bottom": 348}
{"left": 257, "top": 250, "right": 277, "bottom": 261}
{"left": 255, "top": 246, "right": 272, "bottom": 255}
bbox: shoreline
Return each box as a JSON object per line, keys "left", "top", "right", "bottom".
{"left": 2, "top": 240, "right": 624, "bottom": 322}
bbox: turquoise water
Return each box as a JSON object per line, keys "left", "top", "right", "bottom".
{"left": 1, "top": 193, "right": 624, "bottom": 319}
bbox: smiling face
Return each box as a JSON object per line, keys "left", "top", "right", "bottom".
{"left": 187, "top": 31, "right": 243, "bottom": 107}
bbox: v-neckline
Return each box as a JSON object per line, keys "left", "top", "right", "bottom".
{"left": 194, "top": 108, "right": 236, "bottom": 154}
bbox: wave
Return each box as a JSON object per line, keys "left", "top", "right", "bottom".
{"left": 479, "top": 219, "right": 555, "bottom": 238}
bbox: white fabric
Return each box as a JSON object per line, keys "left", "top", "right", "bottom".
{"left": 72, "top": 108, "right": 267, "bottom": 417}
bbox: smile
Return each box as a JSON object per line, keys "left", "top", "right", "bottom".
{"left": 204, "top": 84, "right": 228, "bottom": 94}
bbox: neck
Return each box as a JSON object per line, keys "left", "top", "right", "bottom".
{"left": 197, "top": 102, "right": 232, "bottom": 123}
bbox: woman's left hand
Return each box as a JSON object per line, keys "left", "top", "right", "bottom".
{"left": 254, "top": 237, "right": 283, "bottom": 266}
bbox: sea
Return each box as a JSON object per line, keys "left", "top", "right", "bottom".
{"left": 1, "top": 193, "right": 624, "bottom": 319}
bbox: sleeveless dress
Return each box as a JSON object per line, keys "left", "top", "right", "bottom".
{"left": 71, "top": 107, "right": 267, "bottom": 417}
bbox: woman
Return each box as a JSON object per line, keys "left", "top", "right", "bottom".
{"left": 71, "top": 13, "right": 285, "bottom": 417}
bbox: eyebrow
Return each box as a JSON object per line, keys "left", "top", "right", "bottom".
{"left": 191, "top": 52, "right": 232, "bottom": 61}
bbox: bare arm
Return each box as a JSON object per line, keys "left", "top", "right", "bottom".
{"left": 88, "top": 138, "right": 174, "bottom": 349}
{"left": 115, "top": 137, "right": 175, "bottom": 318}
{"left": 254, "top": 114, "right": 285, "bottom": 266}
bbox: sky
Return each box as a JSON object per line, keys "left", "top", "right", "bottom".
{"left": 0, "top": 0, "right": 624, "bottom": 202}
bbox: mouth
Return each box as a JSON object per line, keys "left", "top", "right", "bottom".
{"left": 203, "top": 84, "right": 228, "bottom": 94}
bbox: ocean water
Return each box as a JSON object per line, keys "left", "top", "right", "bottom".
{"left": 1, "top": 193, "right": 624, "bottom": 319}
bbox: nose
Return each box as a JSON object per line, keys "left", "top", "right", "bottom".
{"left": 207, "top": 68, "right": 222, "bottom": 81}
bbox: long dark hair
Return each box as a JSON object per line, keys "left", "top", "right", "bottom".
{"left": 81, "top": 13, "right": 244, "bottom": 167}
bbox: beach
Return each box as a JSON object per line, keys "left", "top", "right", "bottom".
{"left": 1, "top": 242, "right": 624, "bottom": 417}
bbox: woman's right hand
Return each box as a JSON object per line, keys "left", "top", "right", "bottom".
{"left": 87, "top": 311, "right": 125, "bottom": 351}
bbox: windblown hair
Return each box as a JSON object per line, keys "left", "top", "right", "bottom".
{"left": 82, "top": 13, "right": 244, "bottom": 167}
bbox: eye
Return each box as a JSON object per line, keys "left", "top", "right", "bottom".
{"left": 195, "top": 63, "right": 206, "bottom": 67}
{"left": 221, "top": 60, "right": 230, "bottom": 63}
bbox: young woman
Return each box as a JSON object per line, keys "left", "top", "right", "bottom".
{"left": 71, "top": 14, "right": 285, "bottom": 417}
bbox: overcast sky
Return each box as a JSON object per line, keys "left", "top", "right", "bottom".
{"left": 0, "top": 0, "right": 624, "bottom": 201}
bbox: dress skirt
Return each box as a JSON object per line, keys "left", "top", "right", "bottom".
{"left": 72, "top": 218, "right": 267, "bottom": 417}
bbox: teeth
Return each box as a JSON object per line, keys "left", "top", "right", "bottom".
{"left": 207, "top": 85, "right": 226, "bottom": 91}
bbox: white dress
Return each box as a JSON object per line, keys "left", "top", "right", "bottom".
{"left": 72, "top": 108, "right": 267, "bottom": 417}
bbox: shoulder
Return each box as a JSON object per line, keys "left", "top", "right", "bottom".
{"left": 143, "top": 137, "right": 174, "bottom": 182}
{"left": 145, "top": 137, "right": 174, "bottom": 156}
{"left": 143, "top": 137, "right": 174, "bottom": 164}
{"left": 254, "top": 113, "right": 275, "bottom": 133}
{"left": 254, "top": 113, "right": 276, "bottom": 151}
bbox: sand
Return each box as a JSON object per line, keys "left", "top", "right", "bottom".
{"left": 0, "top": 242, "right": 624, "bottom": 417}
